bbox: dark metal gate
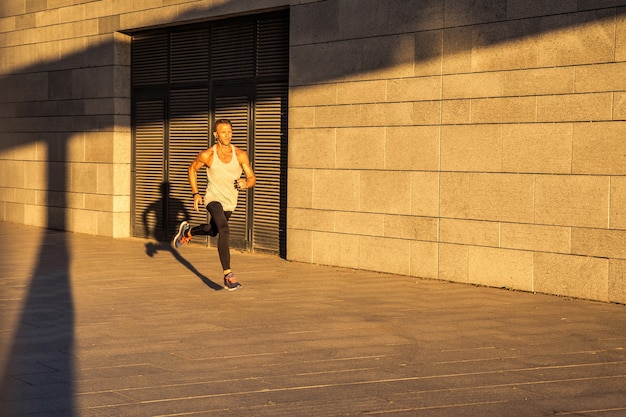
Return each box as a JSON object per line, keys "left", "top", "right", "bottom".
{"left": 131, "top": 10, "right": 288, "bottom": 256}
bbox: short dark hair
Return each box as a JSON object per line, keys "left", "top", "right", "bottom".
{"left": 214, "top": 118, "right": 232, "bottom": 131}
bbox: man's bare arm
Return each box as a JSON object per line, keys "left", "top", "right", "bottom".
{"left": 188, "top": 149, "right": 212, "bottom": 212}
{"left": 236, "top": 148, "right": 256, "bottom": 189}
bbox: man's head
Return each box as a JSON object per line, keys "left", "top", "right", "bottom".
{"left": 214, "top": 119, "right": 232, "bottom": 134}
{"left": 213, "top": 119, "right": 233, "bottom": 145}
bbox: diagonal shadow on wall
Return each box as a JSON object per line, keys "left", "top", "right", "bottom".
{"left": 0, "top": 1, "right": 624, "bottom": 415}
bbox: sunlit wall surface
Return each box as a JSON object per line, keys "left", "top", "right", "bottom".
{"left": 0, "top": 0, "right": 625, "bottom": 302}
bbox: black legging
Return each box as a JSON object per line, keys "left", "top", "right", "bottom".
{"left": 190, "top": 201, "right": 232, "bottom": 271}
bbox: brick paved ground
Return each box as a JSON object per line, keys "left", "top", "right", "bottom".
{"left": 1, "top": 221, "right": 626, "bottom": 416}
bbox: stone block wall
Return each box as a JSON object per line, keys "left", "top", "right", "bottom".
{"left": 287, "top": 0, "right": 626, "bottom": 303}
{"left": 1, "top": 0, "right": 625, "bottom": 302}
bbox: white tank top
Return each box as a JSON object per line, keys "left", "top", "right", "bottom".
{"left": 204, "top": 144, "right": 242, "bottom": 211}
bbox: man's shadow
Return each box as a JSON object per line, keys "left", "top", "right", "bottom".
{"left": 142, "top": 182, "right": 222, "bottom": 291}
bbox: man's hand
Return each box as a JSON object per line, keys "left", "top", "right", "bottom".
{"left": 193, "top": 194, "right": 202, "bottom": 212}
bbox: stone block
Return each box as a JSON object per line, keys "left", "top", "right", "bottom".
{"left": 443, "top": 72, "right": 503, "bottom": 99}
{"left": 468, "top": 246, "right": 534, "bottom": 291}
{"left": 384, "top": 214, "right": 438, "bottom": 241}
{"left": 534, "top": 175, "right": 609, "bottom": 228}
{"left": 361, "top": 33, "right": 415, "bottom": 80}
{"left": 6, "top": 202, "right": 25, "bottom": 225}
{"left": 611, "top": 176, "right": 626, "bottom": 230}
{"left": 2, "top": 1, "right": 26, "bottom": 16}
{"left": 537, "top": 9, "right": 615, "bottom": 67}
{"left": 23, "top": 161, "right": 47, "bottom": 191}
{"left": 387, "top": 76, "right": 442, "bottom": 102}
{"left": 95, "top": 163, "right": 114, "bottom": 194}
{"left": 385, "top": 126, "right": 439, "bottom": 171}
{"left": 501, "top": 123, "right": 573, "bottom": 174}
{"left": 360, "top": 170, "right": 411, "bottom": 215}
{"left": 410, "top": 171, "right": 439, "bottom": 217}
{"left": 86, "top": 0, "right": 114, "bottom": 19}
{"left": 287, "top": 168, "right": 313, "bottom": 209}
{"left": 24, "top": 203, "right": 46, "bottom": 228}
{"left": 70, "top": 162, "right": 97, "bottom": 193}
{"left": 506, "top": 0, "right": 577, "bottom": 19}
{"left": 441, "top": 125, "right": 502, "bottom": 172}
{"left": 444, "top": 0, "right": 506, "bottom": 26}
{"left": 503, "top": 67, "right": 575, "bottom": 96}
{"left": 85, "top": 131, "right": 114, "bottom": 163}
{"left": 112, "top": 195, "right": 129, "bottom": 212}
{"left": 289, "top": 128, "right": 336, "bottom": 169}
{"left": 571, "top": 228, "right": 626, "bottom": 259}
{"left": 48, "top": 0, "right": 73, "bottom": 8}
{"left": 441, "top": 99, "right": 471, "bottom": 124}
{"left": 609, "top": 259, "right": 626, "bottom": 304}
{"left": 335, "top": 211, "right": 384, "bottom": 236}
{"left": 0, "top": 160, "right": 25, "bottom": 188}
{"left": 617, "top": 7, "right": 626, "bottom": 62}
{"left": 312, "top": 231, "right": 360, "bottom": 269}
{"left": 440, "top": 218, "right": 499, "bottom": 246}
{"left": 615, "top": 92, "right": 626, "bottom": 120}
{"left": 66, "top": 132, "right": 85, "bottom": 162}
{"left": 314, "top": 104, "right": 361, "bottom": 128}
{"left": 410, "top": 240, "right": 439, "bottom": 279}
{"left": 289, "top": 1, "right": 340, "bottom": 46}
{"left": 575, "top": 62, "right": 626, "bottom": 93}
{"left": 388, "top": 0, "right": 444, "bottom": 33}
{"left": 414, "top": 30, "right": 443, "bottom": 76}
{"left": 313, "top": 169, "right": 360, "bottom": 211}
{"left": 360, "top": 102, "right": 416, "bottom": 127}
{"left": 85, "top": 193, "right": 111, "bottom": 211}
{"left": 468, "top": 173, "right": 535, "bottom": 223}
{"left": 59, "top": 5, "right": 85, "bottom": 24}
{"left": 442, "top": 26, "right": 472, "bottom": 74}
{"left": 534, "top": 253, "right": 609, "bottom": 302}
{"left": 573, "top": 122, "right": 626, "bottom": 175}
{"left": 440, "top": 172, "right": 470, "bottom": 219}
{"left": 472, "top": 97, "right": 536, "bottom": 123}
{"left": 72, "top": 207, "right": 98, "bottom": 235}
{"left": 290, "top": 84, "right": 337, "bottom": 107}
{"left": 471, "top": 19, "right": 540, "bottom": 72}
{"left": 337, "top": 80, "right": 386, "bottom": 104}
{"left": 439, "top": 243, "right": 469, "bottom": 283}
{"left": 288, "top": 107, "right": 315, "bottom": 129}
{"left": 411, "top": 101, "right": 442, "bottom": 125}
{"left": 500, "top": 223, "right": 571, "bottom": 254}
{"left": 537, "top": 93, "right": 613, "bottom": 122}
{"left": 290, "top": 41, "right": 362, "bottom": 86}
{"left": 359, "top": 235, "right": 411, "bottom": 275}
{"left": 336, "top": 127, "right": 385, "bottom": 169}
{"left": 112, "top": 131, "right": 130, "bottom": 165}
{"left": 286, "top": 228, "right": 312, "bottom": 263}
{"left": 111, "top": 211, "right": 130, "bottom": 238}
{"left": 35, "top": 9, "right": 58, "bottom": 27}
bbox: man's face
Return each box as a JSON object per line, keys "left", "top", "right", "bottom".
{"left": 215, "top": 123, "right": 232, "bottom": 146}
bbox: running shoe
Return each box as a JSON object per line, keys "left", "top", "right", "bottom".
{"left": 224, "top": 272, "right": 242, "bottom": 291}
{"left": 171, "top": 221, "right": 191, "bottom": 249}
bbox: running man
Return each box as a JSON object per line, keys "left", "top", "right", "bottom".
{"left": 172, "top": 119, "right": 256, "bottom": 290}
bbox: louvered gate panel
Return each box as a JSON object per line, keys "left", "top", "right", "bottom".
{"left": 134, "top": 100, "right": 165, "bottom": 239}
{"left": 256, "top": 12, "right": 289, "bottom": 78}
{"left": 170, "top": 29, "right": 209, "bottom": 84}
{"left": 132, "top": 33, "right": 168, "bottom": 86}
{"left": 214, "top": 96, "right": 251, "bottom": 249}
{"left": 132, "top": 10, "right": 288, "bottom": 254}
{"left": 211, "top": 22, "right": 255, "bottom": 80}
{"left": 253, "top": 84, "right": 287, "bottom": 253}
{"left": 168, "top": 89, "right": 210, "bottom": 241}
